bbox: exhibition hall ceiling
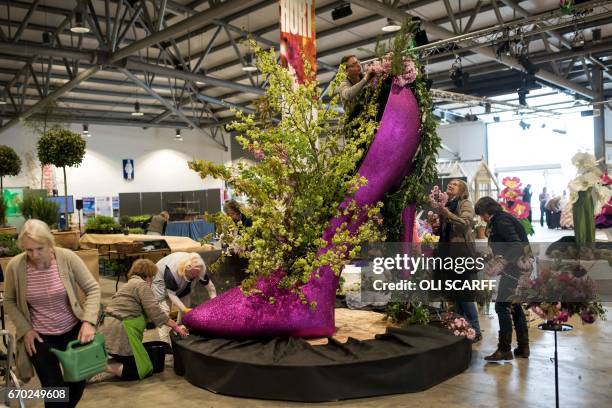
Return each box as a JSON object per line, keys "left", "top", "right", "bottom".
{"left": 0, "top": 0, "right": 610, "bottom": 140}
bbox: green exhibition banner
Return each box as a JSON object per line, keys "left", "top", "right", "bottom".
{"left": 2, "top": 187, "right": 23, "bottom": 217}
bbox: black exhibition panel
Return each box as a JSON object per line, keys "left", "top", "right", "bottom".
{"left": 141, "top": 192, "right": 163, "bottom": 215}
{"left": 118, "top": 192, "right": 141, "bottom": 216}
{"left": 172, "top": 325, "right": 471, "bottom": 402}
{"left": 205, "top": 189, "right": 221, "bottom": 213}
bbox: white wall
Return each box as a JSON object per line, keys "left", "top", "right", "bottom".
{"left": 437, "top": 121, "right": 487, "bottom": 161}
{"left": 0, "top": 123, "right": 229, "bottom": 200}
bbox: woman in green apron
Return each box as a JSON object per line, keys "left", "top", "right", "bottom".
{"left": 99, "top": 259, "right": 188, "bottom": 380}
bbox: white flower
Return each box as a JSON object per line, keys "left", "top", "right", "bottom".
{"left": 572, "top": 152, "right": 598, "bottom": 171}
{"left": 568, "top": 172, "right": 601, "bottom": 193}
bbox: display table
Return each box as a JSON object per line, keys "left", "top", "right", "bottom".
{"left": 165, "top": 220, "right": 214, "bottom": 241}
{"left": 79, "top": 233, "right": 214, "bottom": 253}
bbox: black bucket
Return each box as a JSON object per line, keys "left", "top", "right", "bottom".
{"left": 143, "top": 341, "right": 168, "bottom": 373}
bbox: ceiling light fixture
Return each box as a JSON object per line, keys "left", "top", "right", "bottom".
{"left": 331, "top": 3, "right": 352, "bottom": 21}
{"left": 0, "top": 95, "right": 7, "bottom": 105}
{"left": 132, "top": 101, "right": 144, "bottom": 116}
{"left": 70, "top": 12, "right": 90, "bottom": 34}
{"left": 242, "top": 53, "right": 257, "bottom": 72}
{"left": 519, "top": 119, "right": 530, "bottom": 130}
{"left": 518, "top": 54, "right": 539, "bottom": 75}
{"left": 83, "top": 124, "right": 90, "bottom": 137}
{"left": 382, "top": 18, "right": 401, "bottom": 32}
{"left": 450, "top": 58, "right": 469, "bottom": 88}
{"left": 175, "top": 129, "right": 183, "bottom": 141}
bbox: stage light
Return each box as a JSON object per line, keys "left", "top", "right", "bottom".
{"left": 382, "top": 18, "right": 401, "bottom": 32}
{"left": 496, "top": 41, "right": 511, "bottom": 58}
{"left": 70, "top": 12, "right": 90, "bottom": 34}
{"left": 517, "top": 87, "right": 529, "bottom": 106}
{"left": 175, "top": 129, "right": 183, "bottom": 141}
{"left": 450, "top": 68, "right": 469, "bottom": 88}
{"left": 592, "top": 28, "right": 602, "bottom": 42}
{"left": 519, "top": 119, "right": 530, "bottom": 130}
{"left": 83, "top": 124, "right": 90, "bottom": 137}
{"left": 518, "top": 54, "right": 539, "bottom": 74}
{"left": 412, "top": 17, "right": 429, "bottom": 46}
{"left": 242, "top": 53, "right": 257, "bottom": 72}
{"left": 42, "top": 32, "right": 51, "bottom": 44}
{"left": 331, "top": 3, "right": 352, "bottom": 21}
{"left": 493, "top": 116, "right": 500, "bottom": 123}
{"left": 485, "top": 102, "right": 491, "bottom": 114}
{"left": 132, "top": 101, "right": 144, "bottom": 116}
{"left": 0, "top": 95, "right": 6, "bottom": 105}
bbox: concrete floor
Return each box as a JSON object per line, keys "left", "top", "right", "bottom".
{"left": 8, "top": 223, "right": 612, "bottom": 407}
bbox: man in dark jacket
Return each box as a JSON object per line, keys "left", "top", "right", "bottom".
{"left": 475, "top": 197, "right": 530, "bottom": 362}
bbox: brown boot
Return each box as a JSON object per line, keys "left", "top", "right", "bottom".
{"left": 484, "top": 331, "right": 513, "bottom": 361}
{"left": 513, "top": 330, "right": 530, "bottom": 358}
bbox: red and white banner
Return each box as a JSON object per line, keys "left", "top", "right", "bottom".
{"left": 42, "top": 164, "right": 54, "bottom": 194}
{"left": 279, "top": 0, "right": 316, "bottom": 84}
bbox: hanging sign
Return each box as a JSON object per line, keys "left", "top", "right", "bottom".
{"left": 279, "top": 0, "right": 316, "bottom": 84}
{"left": 123, "top": 159, "right": 134, "bottom": 181}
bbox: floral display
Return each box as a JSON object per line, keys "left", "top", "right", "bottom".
{"left": 429, "top": 185, "right": 448, "bottom": 209}
{"left": 594, "top": 171, "right": 612, "bottom": 230}
{"left": 497, "top": 176, "right": 533, "bottom": 235}
{"left": 188, "top": 21, "right": 440, "bottom": 301}
{"left": 366, "top": 54, "right": 418, "bottom": 88}
{"left": 515, "top": 261, "right": 606, "bottom": 325}
{"left": 567, "top": 152, "right": 612, "bottom": 244}
{"left": 440, "top": 313, "right": 476, "bottom": 340}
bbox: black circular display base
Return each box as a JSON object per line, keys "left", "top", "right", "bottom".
{"left": 172, "top": 325, "right": 472, "bottom": 402}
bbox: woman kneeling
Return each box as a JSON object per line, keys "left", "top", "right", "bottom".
{"left": 100, "top": 259, "right": 188, "bottom": 380}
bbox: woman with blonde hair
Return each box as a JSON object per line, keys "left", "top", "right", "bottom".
{"left": 431, "top": 179, "right": 482, "bottom": 342}
{"left": 4, "top": 219, "right": 100, "bottom": 407}
{"left": 151, "top": 252, "right": 217, "bottom": 343}
{"left": 98, "top": 259, "right": 188, "bottom": 381}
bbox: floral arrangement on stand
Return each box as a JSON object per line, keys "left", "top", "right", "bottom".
{"left": 498, "top": 176, "right": 533, "bottom": 236}
{"left": 567, "top": 152, "right": 612, "bottom": 244}
{"left": 439, "top": 312, "right": 476, "bottom": 340}
{"left": 515, "top": 261, "right": 606, "bottom": 325}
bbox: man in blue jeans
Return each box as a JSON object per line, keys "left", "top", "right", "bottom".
{"left": 539, "top": 187, "right": 549, "bottom": 227}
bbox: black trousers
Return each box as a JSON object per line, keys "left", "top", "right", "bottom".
{"left": 109, "top": 354, "right": 140, "bottom": 381}
{"left": 30, "top": 323, "right": 86, "bottom": 408}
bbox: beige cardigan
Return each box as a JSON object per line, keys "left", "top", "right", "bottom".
{"left": 3, "top": 247, "right": 101, "bottom": 382}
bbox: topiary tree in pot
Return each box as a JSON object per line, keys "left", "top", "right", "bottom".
{"left": 37, "top": 127, "right": 86, "bottom": 231}
{"left": 0, "top": 145, "right": 22, "bottom": 226}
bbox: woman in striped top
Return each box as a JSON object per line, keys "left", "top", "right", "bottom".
{"left": 4, "top": 219, "right": 101, "bottom": 408}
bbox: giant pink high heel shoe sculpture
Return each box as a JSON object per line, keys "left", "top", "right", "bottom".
{"left": 183, "top": 85, "right": 421, "bottom": 338}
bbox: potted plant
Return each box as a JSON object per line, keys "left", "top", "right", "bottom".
{"left": 85, "top": 215, "right": 121, "bottom": 234}
{"left": 20, "top": 195, "right": 60, "bottom": 229}
{"left": 0, "top": 232, "right": 21, "bottom": 272}
{"left": 37, "top": 127, "right": 86, "bottom": 249}
{"left": 0, "top": 145, "right": 22, "bottom": 233}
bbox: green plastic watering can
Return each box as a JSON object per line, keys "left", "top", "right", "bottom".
{"left": 50, "top": 333, "right": 108, "bottom": 382}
